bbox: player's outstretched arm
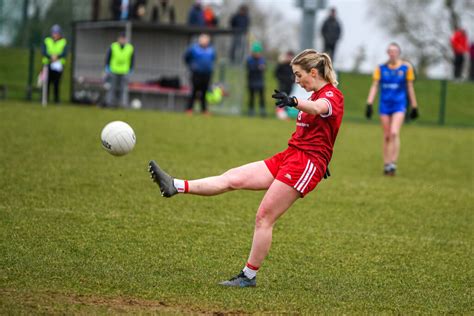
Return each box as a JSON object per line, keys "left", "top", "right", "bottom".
{"left": 294, "top": 98, "right": 329, "bottom": 116}
{"left": 271, "top": 90, "right": 329, "bottom": 116}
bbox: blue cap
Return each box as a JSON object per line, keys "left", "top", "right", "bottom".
{"left": 51, "top": 24, "right": 62, "bottom": 35}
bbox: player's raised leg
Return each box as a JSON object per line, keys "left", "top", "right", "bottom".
{"left": 219, "top": 179, "right": 300, "bottom": 287}
{"left": 149, "top": 160, "right": 274, "bottom": 197}
{"left": 188, "top": 161, "right": 274, "bottom": 195}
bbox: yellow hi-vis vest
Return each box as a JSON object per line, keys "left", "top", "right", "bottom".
{"left": 110, "top": 42, "right": 134, "bottom": 75}
{"left": 42, "top": 37, "right": 67, "bottom": 65}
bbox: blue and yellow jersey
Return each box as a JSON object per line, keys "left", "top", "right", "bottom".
{"left": 373, "top": 61, "right": 414, "bottom": 109}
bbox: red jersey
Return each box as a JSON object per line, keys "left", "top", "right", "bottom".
{"left": 287, "top": 83, "right": 344, "bottom": 165}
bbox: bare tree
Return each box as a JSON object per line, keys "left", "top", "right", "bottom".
{"left": 369, "top": 0, "right": 474, "bottom": 77}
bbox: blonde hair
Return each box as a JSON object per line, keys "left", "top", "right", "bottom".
{"left": 291, "top": 49, "right": 338, "bottom": 86}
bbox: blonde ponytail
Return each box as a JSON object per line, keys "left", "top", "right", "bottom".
{"left": 291, "top": 49, "right": 338, "bottom": 86}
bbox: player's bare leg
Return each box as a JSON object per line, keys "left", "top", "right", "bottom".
{"left": 149, "top": 160, "right": 274, "bottom": 197}
{"left": 380, "top": 112, "right": 404, "bottom": 175}
{"left": 247, "top": 180, "right": 299, "bottom": 266}
{"left": 219, "top": 180, "right": 299, "bottom": 287}
{"left": 388, "top": 112, "right": 405, "bottom": 167}
{"left": 380, "top": 114, "right": 392, "bottom": 174}
{"left": 187, "top": 161, "right": 274, "bottom": 195}
{"left": 380, "top": 114, "right": 391, "bottom": 163}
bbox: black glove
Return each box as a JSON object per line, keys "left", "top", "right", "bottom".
{"left": 272, "top": 89, "right": 298, "bottom": 108}
{"left": 410, "top": 107, "right": 419, "bottom": 120}
{"left": 365, "top": 104, "right": 373, "bottom": 119}
{"left": 323, "top": 166, "right": 331, "bottom": 179}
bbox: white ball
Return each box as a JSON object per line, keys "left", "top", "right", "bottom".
{"left": 131, "top": 98, "right": 142, "bottom": 109}
{"left": 101, "top": 121, "right": 136, "bottom": 156}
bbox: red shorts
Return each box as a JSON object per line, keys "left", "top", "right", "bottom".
{"left": 264, "top": 147, "right": 325, "bottom": 197}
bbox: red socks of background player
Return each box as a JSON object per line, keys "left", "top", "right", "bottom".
{"left": 243, "top": 262, "right": 259, "bottom": 279}
{"left": 173, "top": 179, "right": 189, "bottom": 193}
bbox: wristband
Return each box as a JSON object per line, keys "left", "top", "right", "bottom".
{"left": 292, "top": 97, "right": 298, "bottom": 107}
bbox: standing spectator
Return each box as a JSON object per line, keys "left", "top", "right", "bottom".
{"left": 321, "top": 7, "right": 342, "bottom": 62}
{"left": 470, "top": 42, "right": 474, "bottom": 81}
{"left": 246, "top": 42, "right": 266, "bottom": 117}
{"left": 184, "top": 33, "right": 216, "bottom": 115}
{"left": 111, "top": 0, "right": 131, "bottom": 20}
{"left": 450, "top": 27, "right": 469, "bottom": 80}
{"left": 275, "top": 51, "right": 295, "bottom": 119}
{"left": 105, "top": 33, "right": 134, "bottom": 108}
{"left": 151, "top": 0, "right": 176, "bottom": 24}
{"left": 187, "top": 1, "right": 205, "bottom": 27}
{"left": 275, "top": 51, "right": 295, "bottom": 95}
{"left": 229, "top": 5, "right": 250, "bottom": 64}
{"left": 365, "top": 43, "right": 419, "bottom": 176}
{"left": 42, "top": 24, "right": 68, "bottom": 104}
{"left": 203, "top": 5, "right": 218, "bottom": 27}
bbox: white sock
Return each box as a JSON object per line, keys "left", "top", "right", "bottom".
{"left": 173, "top": 179, "right": 188, "bottom": 193}
{"left": 243, "top": 265, "right": 258, "bottom": 279}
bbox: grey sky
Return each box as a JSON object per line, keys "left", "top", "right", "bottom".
{"left": 253, "top": 0, "right": 471, "bottom": 77}
{"left": 253, "top": 0, "right": 401, "bottom": 74}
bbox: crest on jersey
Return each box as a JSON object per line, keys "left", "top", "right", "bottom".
{"left": 325, "top": 91, "right": 334, "bottom": 97}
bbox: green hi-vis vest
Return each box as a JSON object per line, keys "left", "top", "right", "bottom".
{"left": 110, "top": 42, "right": 134, "bottom": 75}
{"left": 42, "top": 37, "right": 67, "bottom": 65}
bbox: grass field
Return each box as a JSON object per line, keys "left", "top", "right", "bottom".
{"left": 0, "top": 101, "right": 472, "bottom": 313}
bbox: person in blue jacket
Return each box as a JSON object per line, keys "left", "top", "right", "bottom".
{"left": 246, "top": 42, "right": 266, "bottom": 117}
{"left": 184, "top": 33, "right": 216, "bottom": 114}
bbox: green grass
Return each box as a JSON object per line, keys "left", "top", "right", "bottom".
{"left": 0, "top": 101, "right": 472, "bottom": 313}
{"left": 1, "top": 47, "right": 473, "bottom": 126}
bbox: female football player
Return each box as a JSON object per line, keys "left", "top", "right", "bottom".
{"left": 365, "top": 42, "right": 419, "bottom": 176}
{"left": 149, "top": 49, "right": 344, "bottom": 287}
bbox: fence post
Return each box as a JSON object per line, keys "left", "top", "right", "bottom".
{"left": 438, "top": 79, "right": 447, "bottom": 125}
{"left": 26, "top": 44, "right": 35, "bottom": 100}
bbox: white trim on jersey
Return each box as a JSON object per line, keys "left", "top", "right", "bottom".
{"left": 319, "top": 98, "right": 333, "bottom": 118}
{"left": 294, "top": 160, "right": 317, "bottom": 193}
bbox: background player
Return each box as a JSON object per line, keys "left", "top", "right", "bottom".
{"left": 365, "top": 42, "right": 419, "bottom": 176}
{"left": 149, "top": 49, "right": 343, "bottom": 287}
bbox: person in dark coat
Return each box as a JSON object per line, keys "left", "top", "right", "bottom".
{"left": 247, "top": 42, "right": 266, "bottom": 117}
{"left": 274, "top": 51, "right": 296, "bottom": 120}
{"left": 187, "top": 1, "right": 205, "bottom": 26}
{"left": 275, "top": 51, "right": 295, "bottom": 95}
{"left": 229, "top": 5, "right": 250, "bottom": 63}
{"left": 321, "top": 7, "right": 342, "bottom": 62}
